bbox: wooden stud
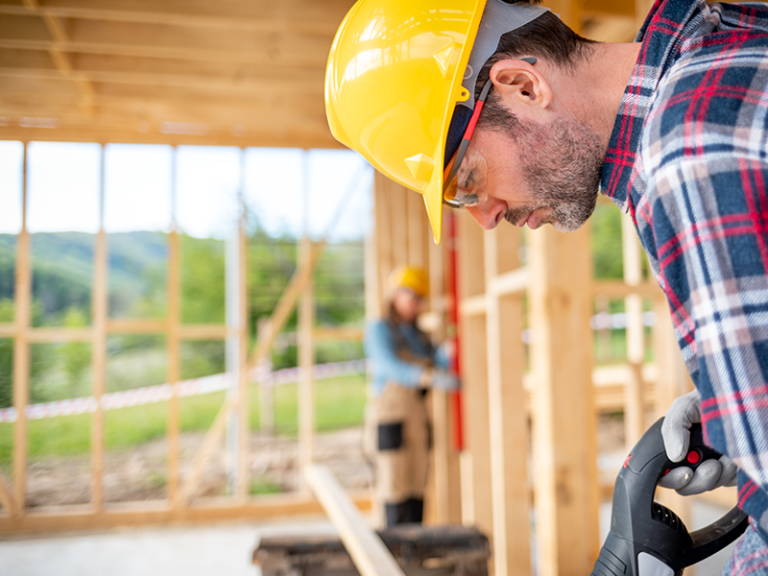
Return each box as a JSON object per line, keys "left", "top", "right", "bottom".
{"left": 373, "top": 174, "right": 393, "bottom": 312}
{"left": 178, "top": 396, "right": 238, "bottom": 505}
{"left": 12, "top": 142, "right": 30, "bottom": 517}
{"left": 455, "top": 210, "right": 493, "bottom": 537}
{"left": 305, "top": 465, "right": 407, "bottom": 576}
{"left": 167, "top": 147, "right": 181, "bottom": 507}
{"left": 528, "top": 225, "right": 599, "bottom": 576}
{"left": 622, "top": 214, "right": 646, "bottom": 447}
{"left": 652, "top": 298, "right": 693, "bottom": 526}
{"left": 483, "top": 224, "right": 530, "bottom": 576}
{"left": 91, "top": 143, "right": 107, "bottom": 509}
{"left": 236, "top": 171, "right": 249, "bottom": 500}
{"left": 298, "top": 234, "right": 314, "bottom": 492}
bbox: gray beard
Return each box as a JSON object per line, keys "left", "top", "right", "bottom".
{"left": 504, "top": 116, "right": 603, "bottom": 232}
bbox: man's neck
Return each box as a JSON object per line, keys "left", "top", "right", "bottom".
{"left": 549, "top": 42, "right": 643, "bottom": 150}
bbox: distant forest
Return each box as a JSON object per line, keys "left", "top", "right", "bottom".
{"left": 0, "top": 226, "right": 366, "bottom": 408}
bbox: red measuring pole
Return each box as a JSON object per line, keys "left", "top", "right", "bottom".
{"left": 446, "top": 212, "right": 464, "bottom": 451}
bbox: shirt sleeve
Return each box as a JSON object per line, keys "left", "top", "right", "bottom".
{"left": 644, "top": 153, "right": 768, "bottom": 531}
{"left": 364, "top": 320, "right": 426, "bottom": 389}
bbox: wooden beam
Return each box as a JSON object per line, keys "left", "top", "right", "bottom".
{"left": 0, "top": 20, "right": 335, "bottom": 67}
{"left": 592, "top": 279, "right": 663, "bottom": 298}
{"left": 483, "top": 224, "right": 531, "bottom": 576}
{"left": 652, "top": 298, "right": 693, "bottom": 527}
{"left": 166, "top": 160, "right": 181, "bottom": 506}
{"left": 459, "top": 295, "right": 487, "bottom": 317}
{"left": 0, "top": 471, "right": 16, "bottom": 514}
{"left": 20, "top": 0, "right": 95, "bottom": 112}
{"left": 312, "top": 327, "right": 363, "bottom": 342}
{"left": 622, "top": 214, "right": 646, "bottom": 447}
{"left": 305, "top": 465, "right": 407, "bottom": 576}
{"left": 247, "top": 241, "right": 326, "bottom": 371}
{"left": 490, "top": 267, "right": 529, "bottom": 296}
{"left": 456, "top": 210, "right": 493, "bottom": 537}
{"left": 298, "top": 235, "right": 314, "bottom": 493}
{"left": 12, "top": 143, "right": 30, "bottom": 517}
{"left": 0, "top": 1, "right": 351, "bottom": 35}
{"left": 178, "top": 396, "right": 238, "bottom": 505}
{"left": 0, "top": 126, "right": 341, "bottom": 150}
{"left": 26, "top": 327, "right": 93, "bottom": 342}
{"left": 528, "top": 224, "right": 599, "bottom": 576}
{"left": 90, "top": 144, "right": 107, "bottom": 509}
{"left": 0, "top": 66, "right": 323, "bottom": 95}
{"left": 0, "top": 492, "right": 373, "bottom": 536}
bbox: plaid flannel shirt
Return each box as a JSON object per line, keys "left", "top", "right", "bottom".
{"left": 601, "top": 0, "right": 768, "bottom": 538}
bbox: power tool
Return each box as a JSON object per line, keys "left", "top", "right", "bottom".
{"left": 590, "top": 417, "right": 749, "bottom": 576}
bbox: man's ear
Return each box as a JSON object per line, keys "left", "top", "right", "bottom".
{"left": 489, "top": 59, "right": 553, "bottom": 110}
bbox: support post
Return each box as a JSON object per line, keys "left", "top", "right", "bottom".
{"left": 455, "top": 211, "right": 493, "bottom": 537}
{"left": 528, "top": 225, "right": 599, "bottom": 576}
{"left": 623, "top": 214, "right": 646, "bottom": 447}
{"left": 12, "top": 142, "right": 30, "bottom": 517}
{"left": 91, "top": 143, "right": 107, "bottom": 509}
{"left": 225, "top": 149, "right": 247, "bottom": 497}
{"left": 652, "top": 297, "right": 693, "bottom": 526}
{"left": 298, "top": 234, "right": 315, "bottom": 492}
{"left": 167, "top": 146, "right": 181, "bottom": 507}
{"left": 483, "top": 224, "right": 530, "bottom": 576}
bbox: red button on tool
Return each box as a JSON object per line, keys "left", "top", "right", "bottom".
{"left": 623, "top": 454, "right": 632, "bottom": 469}
{"left": 687, "top": 451, "right": 700, "bottom": 465}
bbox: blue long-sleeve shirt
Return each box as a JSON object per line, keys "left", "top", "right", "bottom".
{"left": 364, "top": 319, "right": 449, "bottom": 397}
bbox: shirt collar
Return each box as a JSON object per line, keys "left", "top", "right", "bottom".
{"left": 599, "top": 0, "right": 704, "bottom": 211}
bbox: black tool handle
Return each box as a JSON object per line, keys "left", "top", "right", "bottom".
{"left": 590, "top": 417, "right": 748, "bottom": 576}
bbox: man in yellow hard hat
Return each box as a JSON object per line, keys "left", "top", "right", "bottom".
{"left": 326, "top": 0, "right": 768, "bottom": 568}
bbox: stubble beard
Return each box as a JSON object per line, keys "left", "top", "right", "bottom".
{"left": 504, "top": 116, "right": 603, "bottom": 232}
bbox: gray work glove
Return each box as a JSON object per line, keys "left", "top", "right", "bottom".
{"left": 659, "top": 389, "right": 738, "bottom": 495}
{"left": 430, "top": 368, "right": 461, "bottom": 392}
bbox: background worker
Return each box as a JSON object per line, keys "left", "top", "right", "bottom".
{"left": 364, "top": 265, "right": 460, "bottom": 527}
{"left": 326, "top": 0, "right": 768, "bottom": 567}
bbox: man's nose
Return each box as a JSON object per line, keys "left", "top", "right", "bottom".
{"left": 466, "top": 199, "right": 504, "bottom": 230}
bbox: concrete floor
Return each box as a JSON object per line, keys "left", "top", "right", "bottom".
{"left": 0, "top": 517, "right": 338, "bottom": 576}
{"left": 0, "top": 500, "right": 738, "bottom": 576}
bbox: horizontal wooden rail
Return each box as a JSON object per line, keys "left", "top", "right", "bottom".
{"left": 592, "top": 280, "right": 664, "bottom": 299}
{"left": 305, "top": 465, "right": 406, "bottom": 576}
{"left": 312, "top": 327, "right": 364, "bottom": 342}
{"left": 490, "top": 267, "right": 529, "bottom": 296}
{"left": 0, "top": 492, "right": 373, "bottom": 535}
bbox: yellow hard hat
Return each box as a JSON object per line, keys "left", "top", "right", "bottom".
{"left": 325, "top": 0, "right": 550, "bottom": 243}
{"left": 388, "top": 265, "right": 430, "bottom": 298}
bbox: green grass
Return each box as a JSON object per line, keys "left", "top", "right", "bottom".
{"left": 0, "top": 374, "right": 367, "bottom": 467}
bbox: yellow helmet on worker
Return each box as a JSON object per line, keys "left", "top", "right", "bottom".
{"left": 325, "top": 0, "right": 550, "bottom": 243}
{"left": 388, "top": 265, "right": 430, "bottom": 299}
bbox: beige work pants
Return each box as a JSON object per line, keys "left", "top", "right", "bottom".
{"left": 365, "top": 383, "right": 430, "bottom": 505}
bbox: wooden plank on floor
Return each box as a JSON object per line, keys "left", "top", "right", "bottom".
{"left": 305, "top": 465, "right": 406, "bottom": 576}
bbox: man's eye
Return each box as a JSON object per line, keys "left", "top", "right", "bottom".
{"left": 460, "top": 170, "right": 476, "bottom": 191}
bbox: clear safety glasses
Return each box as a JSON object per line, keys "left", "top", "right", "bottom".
{"left": 443, "top": 78, "right": 493, "bottom": 209}
{"left": 442, "top": 57, "right": 536, "bottom": 210}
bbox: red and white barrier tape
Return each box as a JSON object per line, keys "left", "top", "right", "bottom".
{"left": 0, "top": 359, "right": 367, "bottom": 423}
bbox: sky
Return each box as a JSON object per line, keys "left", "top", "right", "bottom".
{"left": 0, "top": 141, "right": 373, "bottom": 241}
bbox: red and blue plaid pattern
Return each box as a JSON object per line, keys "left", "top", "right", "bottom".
{"left": 601, "top": 0, "right": 768, "bottom": 542}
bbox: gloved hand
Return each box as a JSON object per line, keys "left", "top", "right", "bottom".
{"left": 430, "top": 368, "right": 461, "bottom": 392}
{"left": 659, "top": 389, "right": 738, "bottom": 495}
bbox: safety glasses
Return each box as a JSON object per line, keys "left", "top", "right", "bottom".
{"left": 443, "top": 79, "right": 493, "bottom": 209}
{"left": 442, "top": 57, "right": 536, "bottom": 209}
